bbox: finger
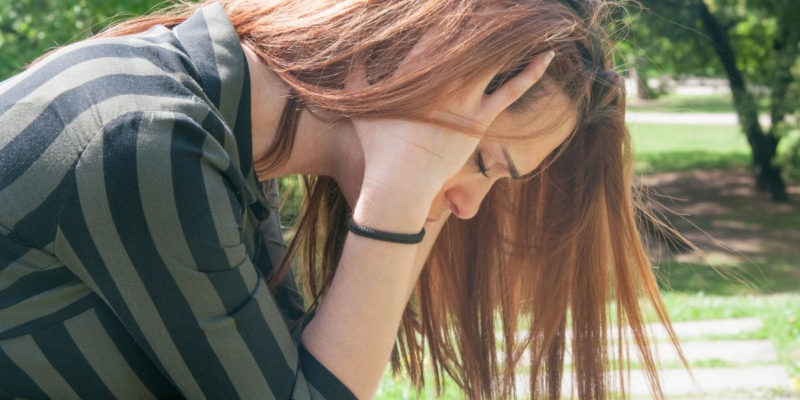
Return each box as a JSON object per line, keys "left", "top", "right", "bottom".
{"left": 481, "top": 50, "right": 555, "bottom": 117}
{"left": 394, "top": 29, "right": 440, "bottom": 77}
{"left": 444, "top": 63, "right": 506, "bottom": 111}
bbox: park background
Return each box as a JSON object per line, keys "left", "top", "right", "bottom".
{"left": 1, "top": 0, "right": 797, "bottom": 398}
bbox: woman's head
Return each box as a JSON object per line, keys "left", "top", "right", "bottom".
{"left": 103, "top": 0, "right": 617, "bottom": 181}
{"left": 225, "top": 0, "right": 620, "bottom": 220}
{"left": 221, "top": 1, "right": 652, "bottom": 398}
{"left": 219, "top": 0, "right": 618, "bottom": 222}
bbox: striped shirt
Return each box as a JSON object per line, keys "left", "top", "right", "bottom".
{"left": 0, "top": 3, "right": 355, "bottom": 399}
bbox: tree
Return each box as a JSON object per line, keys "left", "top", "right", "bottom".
{"left": 627, "top": 0, "right": 800, "bottom": 201}
{"left": 0, "top": 0, "right": 164, "bottom": 80}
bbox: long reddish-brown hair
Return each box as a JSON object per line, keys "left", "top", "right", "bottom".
{"left": 99, "top": 0, "right": 686, "bottom": 398}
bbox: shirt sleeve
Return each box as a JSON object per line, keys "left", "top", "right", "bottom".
{"left": 259, "top": 180, "right": 306, "bottom": 324}
{"left": 54, "top": 110, "right": 356, "bottom": 400}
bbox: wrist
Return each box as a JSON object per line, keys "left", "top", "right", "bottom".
{"left": 347, "top": 218, "right": 425, "bottom": 244}
{"left": 352, "top": 186, "right": 432, "bottom": 233}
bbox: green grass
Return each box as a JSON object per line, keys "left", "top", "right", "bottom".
{"left": 376, "top": 293, "right": 800, "bottom": 399}
{"left": 627, "top": 93, "right": 738, "bottom": 114}
{"left": 376, "top": 371, "right": 464, "bottom": 400}
{"left": 656, "top": 260, "right": 800, "bottom": 295}
{"left": 628, "top": 123, "right": 751, "bottom": 173}
{"left": 629, "top": 119, "right": 799, "bottom": 385}
{"left": 658, "top": 292, "right": 800, "bottom": 381}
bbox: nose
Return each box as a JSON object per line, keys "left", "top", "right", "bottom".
{"left": 444, "top": 177, "right": 495, "bottom": 220}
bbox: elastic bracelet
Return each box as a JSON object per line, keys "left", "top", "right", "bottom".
{"left": 346, "top": 217, "right": 425, "bottom": 245}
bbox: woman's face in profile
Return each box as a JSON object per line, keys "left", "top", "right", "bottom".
{"left": 426, "top": 89, "right": 577, "bottom": 222}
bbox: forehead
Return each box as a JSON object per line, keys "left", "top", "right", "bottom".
{"left": 493, "top": 88, "right": 576, "bottom": 139}
{"left": 488, "top": 89, "right": 578, "bottom": 175}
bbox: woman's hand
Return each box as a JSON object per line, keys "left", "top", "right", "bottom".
{"left": 350, "top": 49, "right": 555, "bottom": 230}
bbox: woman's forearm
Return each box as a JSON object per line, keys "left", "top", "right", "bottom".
{"left": 300, "top": 195, "right": 431, "bottom": 399}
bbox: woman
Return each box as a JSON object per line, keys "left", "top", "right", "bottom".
{"left": 0, "top": 0, "right": 683, "bottom": 399}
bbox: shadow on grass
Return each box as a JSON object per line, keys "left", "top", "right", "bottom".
{"left": 639, "top": 168, "right": 800, "bottom": 296}
{"left": 655, "top": 261, "right": 796, "bottom": 295}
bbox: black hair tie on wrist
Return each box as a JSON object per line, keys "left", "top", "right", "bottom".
{"left": 346, "top": 217, "right": 425, "bottom": 245}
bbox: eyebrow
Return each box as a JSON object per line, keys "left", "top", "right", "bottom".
{"left": 501, "top": 146, "right": 522, "bottom": 180}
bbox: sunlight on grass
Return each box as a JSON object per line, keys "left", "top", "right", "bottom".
{"left": 628, "top": 124, "right": 747, "bottom": 154}
{"left": 376, "top": 367, "right": 463, "bottom": 400}
{"left": 658, "top": 292, "right": 800, "bottom": 381}
{"left": 627, "top": 93, "right": 740, "bottom": 114}
{"left": 375, "top": 293, "right": 800, "bottom": 399}
{"left": 628, "top": 123, "right": 750, "bottom": 174}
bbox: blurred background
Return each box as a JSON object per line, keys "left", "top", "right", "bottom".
{"left": 2, "top": 0, "right": 797, "bottom": 398}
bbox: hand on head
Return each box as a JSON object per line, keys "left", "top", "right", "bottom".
{"left": 350, "top": 48, "right": 555, "bottom": 228}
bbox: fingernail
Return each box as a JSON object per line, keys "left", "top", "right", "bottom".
{"left": 544, "top": 51, "right": 556, "bottom": 65}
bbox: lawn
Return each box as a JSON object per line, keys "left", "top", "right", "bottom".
{"left": 628, "top": 123, "right": 751, "bottom": 173}
{"left": 659, "top": 293, "right": 800, "bottom": 385}
{"left": 627, "top": 92, "right": 741, "bottom": 114}
{"left": 632, "top": 120, "right": 799, "bottom": 396}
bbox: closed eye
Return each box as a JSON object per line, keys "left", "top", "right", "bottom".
{"left": 475, "top": 151, "right": 491, "bottom": 178}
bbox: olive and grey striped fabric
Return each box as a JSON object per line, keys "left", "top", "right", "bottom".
{"left": 0, "top": 3, "right": 354, "bottom": 399}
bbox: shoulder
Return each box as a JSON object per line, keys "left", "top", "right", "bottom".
{"left": 86, "top": 109, "right": 226, "bottom": 164}
{"left": 64, "top": 109, "right": 250, "bottom": 267}
{"left": 0, "top": 30, "right": 223, "bottom": 172}
{"left": 2, "top": 29, "right": 201, "bottom": 102}
{"left": 0, "top": 30, "right": 208, "bottom": 137}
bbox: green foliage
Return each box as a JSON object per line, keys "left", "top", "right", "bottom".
{"left": 619, "top": 3, "right": 722, "bottom": 79}
{"left": 624, "top": 0, "right": 797, "bottom": 85}
{"left": 0, "top": 0, "right": 166, "bottom": 80}
{"left": 623, "top": 0, "right": 800, "bottom": 199}
{"left": 626, "top": 0, "right": 800, "bottom": 120}
{"left": 277, "top": 175, "right": 305, "bottom": 228}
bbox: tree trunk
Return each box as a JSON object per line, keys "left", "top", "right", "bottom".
{"left": 697, "top": 0, "right": 789, "bottom": 201}
{"left": 626, "top": 57, "right": 652, "bottom": 100}
{"left": 763, "top": 17, "right": 800, "bottom": 201}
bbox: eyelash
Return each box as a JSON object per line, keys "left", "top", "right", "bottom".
{"left": 475, "top": 151, "right": 491, "bottom": 178}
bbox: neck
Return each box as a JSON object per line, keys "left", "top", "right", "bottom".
{"left": 243, "top": 44, "right": 363, "bottom": 206}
